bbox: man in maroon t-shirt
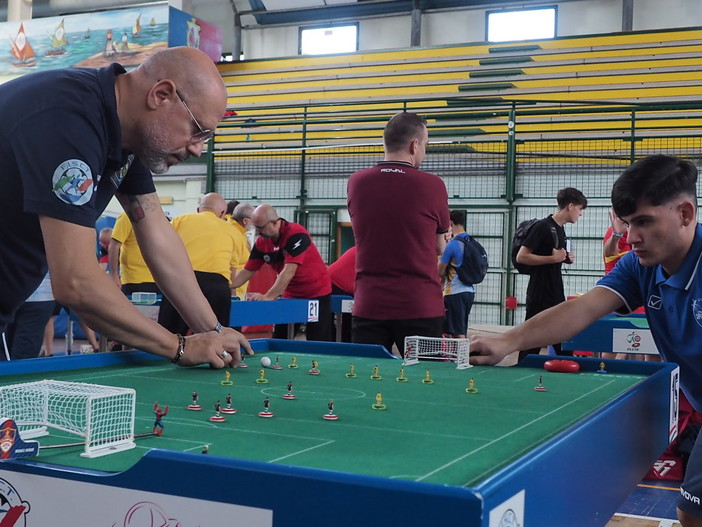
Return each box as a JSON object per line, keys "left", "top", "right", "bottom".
{"left": 347, "top": 112, "right": 450, "bottom": 355}
{"left": 231, "top": 204, "right": 333, "bottom": 341}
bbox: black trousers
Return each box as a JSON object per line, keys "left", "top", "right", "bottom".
{"left": 158, "top": 272, "right": 231, "bottom": 335}
{"left": 351, "top": 315, "right": 443, "bottom": 357}
{"left": 272, "top": 294, "right": 333, "bottom": 342}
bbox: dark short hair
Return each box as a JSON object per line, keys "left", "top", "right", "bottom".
{"left": 612, "top": 155, "right": 698, "bottom": 218}
{"left": 556, "top": 187, "right": 588, "bottom": 210}
{"left": 226, "top": 200, "right": 240, "bottom": 215}
{"left": 383, "top": 112, "right": 427, "bottom": 153}
{"left": 449, "top": 210, "right": 466, "bottom": 227}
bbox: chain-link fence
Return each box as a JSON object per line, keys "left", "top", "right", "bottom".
{"left": 211, "top": 101, "right": 702, "bottom": 326}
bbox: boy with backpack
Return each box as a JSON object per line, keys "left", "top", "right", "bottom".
{"left": 438, "top": 210, "right": 488, "bottom": 338}
{"left": 514, "top": 187, "right": 587, "bottom": 362}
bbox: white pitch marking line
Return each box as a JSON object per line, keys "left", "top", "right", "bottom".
{"left": 268, "top": 439, "right": 335, "bottom": 463}
{"left": 416, "top": 379, "right": 618, "bottom": 483}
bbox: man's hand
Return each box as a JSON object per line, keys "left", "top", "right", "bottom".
{"left": 551, "top": 248, "right": 567, "bottom": 263}
{"left": 469, "top": 334, "right": 517, "bottom": 366}
{"left": 247, "top": 292, "right": 274, "bottom": 301}
{"left": 179, "top": 328, "right": 253, "bottom": 368}
{"left": 609, "top": 208, "right": 627, "bottom": 235}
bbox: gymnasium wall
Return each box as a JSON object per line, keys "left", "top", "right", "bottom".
{"left": 192, "top": 0, "right": 702, "bottom": 60}
{"left": 207, "top": 23, "right": 702, "bottom": 327}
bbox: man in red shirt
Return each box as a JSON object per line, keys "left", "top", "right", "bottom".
{"left": 347, "top": 112, "right": 450, "bottom": 354}
{"left": 231, "top": 204, "right": 333, "bottom": 341}
{"left": 327, "top": 246, "right": 356, "bottom": 342}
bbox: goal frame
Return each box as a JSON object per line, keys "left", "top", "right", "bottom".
{"left": 403, "top": 335, "right": 472, "bottom": 370}
{"left": 0, "top": 380, "right": 136, "bottom": 458}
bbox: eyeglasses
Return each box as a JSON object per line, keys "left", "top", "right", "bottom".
{"left": 176, "top": 90, "right": 214, "bottom": 144}
{"left": 253, "top": 219, "right": 276, "bottom": 231}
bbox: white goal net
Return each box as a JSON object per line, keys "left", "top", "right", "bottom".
{"left": 0, "top": 380, "right": 136, "bottom": 458}
{"left": 403, "top": 336, "right": 471, "bottom": 370}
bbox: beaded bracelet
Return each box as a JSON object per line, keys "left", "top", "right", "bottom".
{"left": 171, "top": 334, "right": 186, "bottom": 364}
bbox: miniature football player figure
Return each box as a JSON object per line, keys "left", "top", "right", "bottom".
{"left": 371, "top": 365, "right": 381, "bottom": 380}
{"left": 372, "top": 392, "right": 386, "bottom": 410}
{"left": 221, "top": 370, "right": 233, "bottom": 386}
{"left": 263, "top": 396, "right": 270, "bottom": 412}
{"left": 466, "top": 378, "right": 478, "bottom": 394}
{"left": 308, "top": 360, "right": 320, "bottom": 375}
{"left": 328, "top": 400, "right": 335, "bottom": 415}
{"left": 214, "top": 400, "right": 222, "bottom": 417}
{"left": 346, "top": 364, "right": 356, "bottom": 378}
{"left": 256, "top": 368, "right": 268, "bottom": 384}
{"left": 153, "top": 402, "right": 169, "bottom": 436}
{"left": 422, "top": 370, "right": 433, "bottom": 384}
{"left": 201, "top": 445, "right": 209, "bottom": 454}
{"left": 188, "top": 391, "right": 202, "bottom": 410}
{"left": 221, "top": 393, "right": 237, "bottom": 414}
{"left": 288, "top": 356, "right": 298, "bottom": 369}
{"left": 283, "top": 381, "right": 296, "bottom": 400}
{"left": 534, "top": 375, "right": 547, "bottom": 392}
{"left": 396, "top": 367, "right": 407, "bottom": 382}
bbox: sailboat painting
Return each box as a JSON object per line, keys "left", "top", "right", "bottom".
{"left": 45, "top": 19, "right": 68, "bottom": 56}
{"left": 9, "top": 23, "right": 36, "bottom": 67}
{"left": 0, "top": 5, "right": 216, "bottom": 77}
{"left": 132, "top": 14, "right": 141, "bottom": 38}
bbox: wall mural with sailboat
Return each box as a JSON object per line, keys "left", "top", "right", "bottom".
{"left": 2, "top": 5, "right": 222, "bottom": 81}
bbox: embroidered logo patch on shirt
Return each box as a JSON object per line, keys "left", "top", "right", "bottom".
{"left": 52, "top": 159, "right": 94, "bottom": 206}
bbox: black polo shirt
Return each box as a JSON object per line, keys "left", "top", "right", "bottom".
{"left": 0, "top": 64, "right": 154, "bottom": 325}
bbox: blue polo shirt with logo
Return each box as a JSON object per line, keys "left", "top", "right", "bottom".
{"left": 596, "top": 223, "right": 702, "bottom": 409}
{"left": 0, "top": 63, "right": 154, "bottom": 326}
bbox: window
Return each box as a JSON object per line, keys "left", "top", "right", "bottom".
{"left": 299, "top": 24, "right": 358, "bottom": 55}
{"left": 487, "top": 7, "right": 556, "bottom": 42}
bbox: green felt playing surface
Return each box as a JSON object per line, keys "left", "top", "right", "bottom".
{"left": 9, "top": 352, "right": 646, "bottom": 487}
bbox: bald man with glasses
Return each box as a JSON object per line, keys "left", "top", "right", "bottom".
{"left": 0, "top": 46, "right": 251, "bottom": 367}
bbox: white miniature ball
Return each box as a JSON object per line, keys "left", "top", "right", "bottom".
{"left": 260, "top": 356, "right": 272, "bottom": 368}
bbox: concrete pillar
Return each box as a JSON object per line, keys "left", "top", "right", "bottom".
{"left": 8, "top": 0, "right": 32, "bottom": 22}
{"left": 622, "top": 0, "right": 634, "bottom": 31}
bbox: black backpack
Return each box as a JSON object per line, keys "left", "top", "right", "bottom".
{"left": 452, "top": 235, "right": 488, "bottom": 285}
{"left": 511, "top": 218, "right": 558, "bottom": 274}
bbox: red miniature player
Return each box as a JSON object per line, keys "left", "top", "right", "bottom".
{"left": 323, "top": 399, "right": 338, "bottom": 420}
{"left": 153, "top": 402, "right": 169, "bottom": 436}
{"left": 188, "top": 391, "right": 202, "bottom": 410}
{"left": 222, "top": 393, "right": 237, "bottom": 414}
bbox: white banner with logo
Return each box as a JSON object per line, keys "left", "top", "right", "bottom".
{"left": 0, "top": 471, "right": 273, "bottom": 526}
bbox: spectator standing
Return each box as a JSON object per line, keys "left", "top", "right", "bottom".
{"left": 109, "top": 212, "right": 160, "bottom": 295}
{"left": 231, "top": 204, "right": 333, "bottom": 342}
{"left": 2, "top": 272, "right": 55, "bottom": 360}
{"left": 158, "top": 193, "right": 241, "bottom": 335}
{"left": 327, "top": 246, "right": 357, "bottom": 342}
{"left": 515, "top": 187, "right": 587, "bottom": 362}
{"left": 229, "top": 202, "right": 255, "bottom": 299}
{"left": 98, "top": 227, "right": 113, "bottom": 273}
{"left": 347, "top": 112, "right": 450, "bottom": 355}
{"left": 437, "top": 210, "right": 476, "bottom": 339}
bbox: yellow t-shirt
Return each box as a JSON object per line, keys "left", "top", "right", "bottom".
{"left": 228, "top": 220, "right": 251, "bottom": 299}
{"left": 111, "top": 212, "right": 155, "bottom": 285}
{"left": 172, "top": 211, "right": 243, "bottom": 285}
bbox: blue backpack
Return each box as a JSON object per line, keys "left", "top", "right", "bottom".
{"left": 452, "top": 235, "right": 488, "bottom": 285}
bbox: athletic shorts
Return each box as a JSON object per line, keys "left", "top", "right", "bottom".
{"left": 679, "top": 431, "right": 702, "bottom": 516}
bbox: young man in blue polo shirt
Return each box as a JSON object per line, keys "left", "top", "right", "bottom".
{"left": 469, "top": 154, "right": 702, "bottom": 527}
